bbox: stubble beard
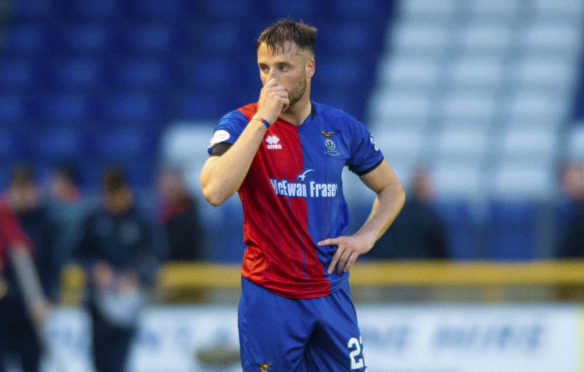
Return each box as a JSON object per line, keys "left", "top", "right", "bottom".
{"left": 284, "top": 77, "right": 307, "bottom": 112}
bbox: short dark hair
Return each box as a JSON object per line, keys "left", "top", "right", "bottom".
{"left": 255, "top": 18, "right": 317, "bottom": 54}
{"left": 55, "top": 164, "right": 81, "bottom": 185}
{"left": 103, "top": 167, "right": 128, "bottom": 193}
{"left": 10, "top": 164, "right": 35, "bottom": 188}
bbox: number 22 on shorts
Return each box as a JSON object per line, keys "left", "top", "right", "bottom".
{"left": 347, "top": 336, "right": 365, "bottom": 370}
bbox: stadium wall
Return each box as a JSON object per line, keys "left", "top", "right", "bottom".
{"left": 41, "top": 304, "right": 582, "bottom": 372}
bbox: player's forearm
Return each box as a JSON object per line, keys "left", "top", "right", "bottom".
{"left": 356, "top": 181, "right": 405, "bottom": 249}
{"left": 9, "top": 244, "right": 50, "bottom": 323}
{"left": 201, "top": 120, "right": 267, "bottom": 206}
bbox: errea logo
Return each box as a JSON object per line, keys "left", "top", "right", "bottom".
{"left": 265, "top": 135, "right": 282, "bottom": 150}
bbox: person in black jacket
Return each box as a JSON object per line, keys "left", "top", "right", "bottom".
{"left": 556, "top": 162, "right": 584, "bottom": 258}
{"left": 75, "top": 167, "right": 161, "bottom": 372}
{"left": 156, "top": 167, "right": 205, "bottom": 261}
{"left": 0, "top": 165, "right": 54, "bottom": 372}
{"left": 372, "top": 169, "right": 448, "bottom": 259}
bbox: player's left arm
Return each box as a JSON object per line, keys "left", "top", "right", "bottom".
{"left": 319, "top": 159, "right": 405, "bottom": 274}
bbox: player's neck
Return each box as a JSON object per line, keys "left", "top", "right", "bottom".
{"left": 280, "top": 94, "right": 312, "bottom": 126}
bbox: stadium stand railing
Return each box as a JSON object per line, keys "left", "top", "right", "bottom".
{"left": 60, "top": 260, "right": 584, "bottom": 305}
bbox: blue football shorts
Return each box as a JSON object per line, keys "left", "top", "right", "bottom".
{"left": 238, "top": 277, "right": 367, "bottom": 372}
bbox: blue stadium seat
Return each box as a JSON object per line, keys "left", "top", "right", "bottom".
{"left": 313, "top": 58, "right": 371, "bottom": 120}
{"left": 200, "top": 0, "right": 255, "bottom": 20}
{"left": 48, "top": 58, "right": 104, "bottom": 89}
{"left": 330, "top": 0, "right": 393, "bottom": 20}
{"left": 197, "top": 22, "right": 245, "bottom": 57}
{"left": 203, "top": 198, "right": 245, "bottom": 262}
{"left": 57, "top": 24, "right": 112, "bottom": 55}
{"left": 116, "top": 23, "right": 180, "bottom": 56}
{"left": 266, "top": 0, "right": 322, "bottom": 22}
{"left": 312, "top": 89, "right": 357, "bottom": 115}
{"left": 112, "top": 59, "right": 175, "bottom": 89}
{"left": 0, "top": 60, "right": 38, "bottom": 90}
{"left": 124, "top": 162, "right": 157, "bottom": 189}
{"left": 436, "top": 201, "right": 478, "bottom": 260}
{"left": 184, "top": 58, "right": 238, "bottom": 90}
{"left": 315, "top": 58, "right": 365, "bottom": 88}
{"left": 128, "top": 0, "right": 193, "bottom": 20}
{"left": 100, "top": 92, "right": 165, "bottom": 124}
{"left": 67, "top": 0, "right": 123, "bottom": 21}
{"left": 312, "top": 85, "right": 368, "bottom": 120}
{"left": 93, "top": 128, "right": 159, "bottom": 163}
{"left": 486, "top": 200, "right": 538, "bottom": 260}
{"left": 2, "top": 24, "right": 50, "bottom": 56}
{"left": 0, "top": 128, "right": 25, "bottom": 162}
{"left": 0, "top": 94, "right": 29, "bottom": 125}
{"left": 39, "top": 93, "right": 95, "bottom": 123}
{"left": 29, "top": 127, "right": 87, "bottom": 162}
{"left": 11, "top": 0, "right": 59, "bottom": 21}
{"left": 177, "top": 91, "right": 233, "bottom": 120}
{"left": 0, "top": 169, "right": 11, "bottom": 191}
{"left": 319, "top": 22, "right": 380, "bottom": 55}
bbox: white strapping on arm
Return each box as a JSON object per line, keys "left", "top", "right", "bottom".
{"left": 9, "top": 246, "right": 47, "bottom": 316}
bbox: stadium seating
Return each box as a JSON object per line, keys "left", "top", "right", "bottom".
{"left": 111, "top": 58, "right": 175, "bottom": 90}
{"left": 0, "top": 59, "right": 38, "bottom": 90}
{"left": 196, "top": 22, "right": 246, "bottom": 58}
{"left": 266, "top": 0, "right": 322, "bottom": 22}
{"left": 0, "top": 127, "right": 25, "bottom": 162}
{"left": 29, "top": 127, "right": 87, "bottom": 163}
{"left": 435, "top": 201, "right": 477, "bottom": 260}
{"left": 0, "top": 93, "right": 29, "bottom": 125}
{"left": 38, "top": 93, "right": 97, "bottom": 124}
{"left": 486, "top": 201, "right": 539, "bottom": 260}
{"left": 1, "top": 24, "right": 51, "bottom": 57}
{"left": 567, "top": 125, "right": 584, "bottom": 160}
{"left": 68, "top": 0, "right": 124, "bottom": 21}
{"left": 93, "top": 127, "right": 160, "bottom": 169}
{"left": 0, "top": 0, "right": 395, "bottom": 190}
{"left": 56, "top": 24, "right": 113, "bottom": 56}
{"left": 115, "top": 23, "right": 181, "bottom": 56}
{"left": 2, "top": 0, "right": 583, "bottom": 262}
{"left": 128, "top": 0, "right": 193, "bottom": 21}
{"left": 47, "top": 58, "right": 105, "bottom": 89}
{"left": 367, "top": 0, "right": 584, "bottom": 260}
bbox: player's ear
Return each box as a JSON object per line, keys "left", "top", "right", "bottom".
{"left": 305, "top": 58, "right": 315, "bottom": 79}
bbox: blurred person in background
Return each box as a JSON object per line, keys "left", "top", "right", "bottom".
{"left": 371, "top": 168, "right": 448, "bottom": 260}
{"left": 74, "top": 167, "right": 162, "bottom": 372}
{"left": 156, "top": 167, "right": 205, "bottom": 261}
{"left": 47, "top": 165, "right": 86, "bottom": 301}
{"left": 4, "top": 166, "right": 59, "bottom": 300}
{"left": 0, "top": 165, "right": 54, "bottom": 372}
{"left": 556, "top": 162, "right": 584, "bottom": 258}
{"left": 201, "top": 19, "right": 405, "bottom": 371}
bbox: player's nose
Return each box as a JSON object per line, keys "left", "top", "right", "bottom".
{"left": 267, "top": 68, "right": 281, "bottom": 83}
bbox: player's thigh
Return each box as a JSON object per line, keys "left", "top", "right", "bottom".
{"left": 306, "top": 283, "right": 366, "bottom": 371}
{"left": 238, "top": 278, "right": 314, "bottom": 372}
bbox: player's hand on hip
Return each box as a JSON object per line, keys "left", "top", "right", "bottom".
{"left": 257, "top": 78, "right": 289, "bottom": 124}
{"left": 319, "top": 235, "right": 373, "bottom": 275}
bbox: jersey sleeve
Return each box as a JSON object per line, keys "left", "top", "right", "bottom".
{"left": 346, "top": 117, "right": 384, "bottom": 175}
{"left": 0, "top": 203, "right": 33, "bottom": 265}
{"left": 207, "top": 110, "right": 249, "bottom": 155}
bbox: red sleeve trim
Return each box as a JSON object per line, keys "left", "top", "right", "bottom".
{"left": 237, "top": 103, "right": 258, "bottom": 121}
{"left": 0, "top": 203, "right": 33, "bottom": 259}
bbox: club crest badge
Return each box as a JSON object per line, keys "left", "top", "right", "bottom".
{"left": 321, "top": 130, "right": 339, "bottom": 156}
{"left": 257, "top": 363, "right": 273, "bottom": 371}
